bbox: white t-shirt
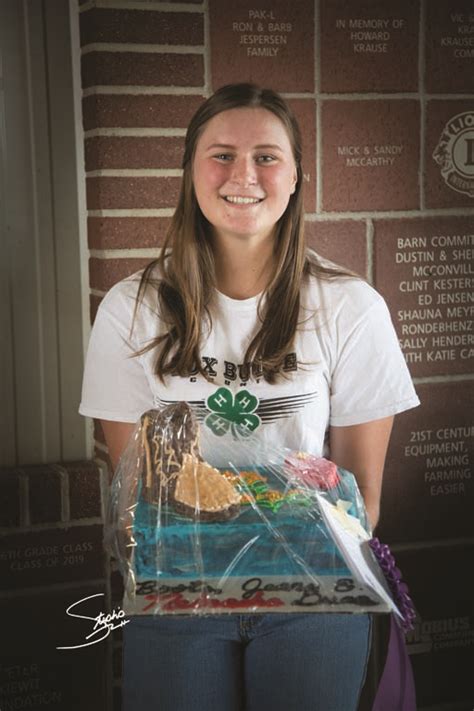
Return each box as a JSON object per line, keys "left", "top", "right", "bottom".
{"left": 79, "top": 262, "right": 420, "bottom": 462}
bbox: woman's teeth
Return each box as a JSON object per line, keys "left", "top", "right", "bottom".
{"left": 224, "top": 196, "right": 262, "bottom": 204}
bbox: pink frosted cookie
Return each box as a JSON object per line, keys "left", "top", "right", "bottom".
{"left": 284, "top": 452, "right": 340, "bottom": 490}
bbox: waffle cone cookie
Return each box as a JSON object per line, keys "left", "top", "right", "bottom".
{"left": 139, "top": 404, "right": 241, "bottom": 521}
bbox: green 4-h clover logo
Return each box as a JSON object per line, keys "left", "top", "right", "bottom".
{"left": 205, "top": 387, "right": 261, "bottom": 437}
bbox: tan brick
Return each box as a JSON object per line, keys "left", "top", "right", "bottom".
{"left": 85, "top": 136, "right": 184, "bottom": 170}
{"left": 88, "top": 216, "right": 171, "bottom": 249}
{"left": 86, "top": 176, "right": 181, "bottom": 209}
{"left": 425, "top": 100, "right": 474, "bottom": 210}
{"left": 322, "top": 100, "right": 420, "bottom": 212}
{"left": 209, "top": 0, "right": 314, "bottom": 93}
{"left": 287, "top": 99, "right": 316, "bottom": 213}
{"left": 80, "top": 8, "right": 203, "bottom": 46}
{"left": 320, "top": 0, "right": 419, "bottom": 93}
{"left": 305, "top": 220, "right": 367, "bottom": 276}
{"left": 82, "top": 94, "right": 204, "bottom": 130}
{"left": 379, "top": 381, "right": 473, "bottom": 543}
{"left": 81, "top": 51, "right": 204, "bottom": 88}
{"left": 89, "top": 257, "right": 153, "bottom": 291}
{"left": 425, "top": 0, "right": 474, "bottom": 93}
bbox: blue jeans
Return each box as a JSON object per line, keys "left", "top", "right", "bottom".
{"left": 123, "top": 612, "right": 372, "bottom": 710}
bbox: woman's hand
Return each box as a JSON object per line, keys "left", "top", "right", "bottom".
{"left": 329, "top": 416, "right": 394, "bottom": 531}
{"left": 100, "top": 420, "right": 137, "bottom": 471}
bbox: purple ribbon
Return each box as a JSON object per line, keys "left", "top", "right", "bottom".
{"left": 368, "top": 537, "right": 416, "bottom": 633}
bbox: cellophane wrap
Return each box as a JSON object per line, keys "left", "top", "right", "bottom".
{"left": 105, "top": 402, "right": 393, "bottom": 616}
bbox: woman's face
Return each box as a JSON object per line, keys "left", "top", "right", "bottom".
{"left": 192, "top": 107, "right": 297, "bottom": 246}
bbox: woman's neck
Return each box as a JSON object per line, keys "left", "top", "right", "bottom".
{"left": 212, "top": 234, "right": 276, "bottom": 300}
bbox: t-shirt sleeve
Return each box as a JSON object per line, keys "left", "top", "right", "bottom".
{"left": 329, "top": 294, "right": 420, "bottom": 426}
{"left": 79, "top": 285, "right": 155, "bottom": 423}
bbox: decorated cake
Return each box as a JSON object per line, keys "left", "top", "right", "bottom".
{"left": 110, "top": 404, "right": 392, "bottom": 615}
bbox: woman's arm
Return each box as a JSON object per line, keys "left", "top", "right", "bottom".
{"left": 101, "top": 420, "right": 137, "bottom": 471}
{"left": 329, "top": 415, "right": 394, "bottom": 531}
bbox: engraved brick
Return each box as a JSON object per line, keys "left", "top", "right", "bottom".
{"left": 80, "top": 9, "right": 203, "bottom": 46}
{"left": 305, "top": 220, "right": 367, "bottom": 276}
{"left": 425, "top": 0, "right": 474, "bottom": 94}
{"left": 28, "top": 466, "right": 62, "bottom": 525}
{"left": 320, "top": 0, "right": 419, "bottom": 93}
{"left": 0, "top": 525, "right": 106, "bottom": 590}
{"left": 86, "top": 176, "right": 181, "bottom": 209}
{"left": 209, "top": 0, "right": 314, "bottom": 92}
{"left": 425, "top": 100, "right": 474, "bottom": 210}
{"left": 374, "top": 216, "right": 474, "bottom": 377}
{"left": 68, "top": 462, "right": 102, "bottom": 520}
{"left": 0, "top": 588, "right": 108, "bottom": 710}
{"left": 88, "top": 217, "right": 171, "bottom": 250}
{"left": 81, "top": 52, "right": 204, "bottom": 89}
{"left": 0, "top": 471, "right": 20, "bottom": 527}
{"left": 85, "top": 136, "right": 184, "bottom": 171}
{"left": 378, "top": 381, "right": 473, "bottom": 544}
{"left": 396, "top": 545, "right": 474, "bottom": 707}
{"left": 82, "top": 94, "right": 204, "bottom": 130}
{"left": 322, "top": 100, "right": 420, "bottom": 212}
{"left": 288, "top": 99, "right": 316, "bottom": 213}
{"left": 89, "top": 257, "right": 152, "bottom": 291}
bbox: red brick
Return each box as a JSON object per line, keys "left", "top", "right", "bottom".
{"left": 81, "top": 52, "right": 204, "bottom": 88}
{"left": 209, "top": 0, "right": 315, "bottom": 93}
{"left": 85, "top": 136, "right": 184, "bottom": 170}
{"left": 86, "top": 176, "right": 181, "bottom": 209}
{"left": 425, "top": 1, "right": 474, "bottom": 93}
{"left": 82, "top": 94, "right": 204, "bottom": 130}
{"left": 0, "top": 526, "right": 106, "bottom": 590}
{"left": 28, "top": 466, "right": 62, "bottom": 525}
{"left": 322, "top": 100, "right": 420, "bottom": 212}
{"left": 374, "top": 216, "right": 473, "bottom": 377}
{"left": 68, "top": 462, "right": 102, "bottom": 520}
{"left": 88, "top": 216, "right": 171, "bottom": 250}
{"left": 90, "top": 293, "right": 102, "bottom": 324}
{"left": 0, "top": 471, "right": 21, "bottom": 527}
{"left": 80, "top": 8, "right": 203, "bottom": 46}
{"left": 397, "top": 545, "right": 474, "bottom": 707}
{"left": 378, "top": 381, "right": 473, "bottom": 544}
{"left": 287, "top": 99, "right": 316, "bottom": 213}
{"left": 320, "top": 0, "right": 419, "bottom": 93}
{"left": 305, "top": 220, "right": 367, "bottom": 276}
{"left": 425, "top": 100, "right": 474, "bottom": 209}
{"left": 0, "top": 588, "right": 107, "bottom": 709}
{"left": 89, "top": 257, "right": 152, "bottom": 291}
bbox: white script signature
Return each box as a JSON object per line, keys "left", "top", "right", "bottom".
{"left": 56, "top": 593, "right": 130, "bottom": 650}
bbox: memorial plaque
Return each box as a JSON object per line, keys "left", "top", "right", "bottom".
{"left": 426, "top": 100, "right": 474, "bottom": 209}
{"left": 0, "top": 587, "right": 108, "bottom": 711}
{"left": 396, "top": 545, "right": 474, "bottom": 707}
{"left": 287, "top": 99, "right": 316, "bottom": 213}
{"left": 320, "top": 0, "right": 419, "bottom": 93}
{"left": 304, "top": 220, "right": 367, "bottom": 276}
{"left": 0, "top": 525, "right": 105, "bottom": 590}
{"left": 374, "top": 217, "right": 473, "bottom": 377}
{"left": 425, "top": 1, "right": 474, "bottom": 94}
{"left": 322, "top": 100, "right": 419, "bottom": 212}
{"left": 209, "top": 0, "right": 314, "bottom": 93}
{"left": 378, "top": 381, "right": 473, "bottom": 544}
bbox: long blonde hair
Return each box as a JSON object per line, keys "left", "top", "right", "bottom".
{"left": 133, "top": 83, "right": 358, "bottom": 383}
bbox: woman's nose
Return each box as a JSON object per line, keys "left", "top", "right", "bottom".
{"left": 230, "top": 156, "right": 257, "bottom": 186}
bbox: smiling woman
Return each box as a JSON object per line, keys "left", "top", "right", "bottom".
{"left": 79, "top": 83, "right": 420, "bottom": 711}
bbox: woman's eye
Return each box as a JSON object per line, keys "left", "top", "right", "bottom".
{"left": 256, "top": 155, "right": 276, "bottom": 164}
{"left": 214, "top": 154, "right": 232, "bottom": 161}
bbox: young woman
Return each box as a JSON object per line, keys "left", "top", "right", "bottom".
{"left": 80, "top": 83, "right": 419, "bottom": 710}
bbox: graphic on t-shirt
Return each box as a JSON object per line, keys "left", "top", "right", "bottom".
{"left": 154, "top": 390, "right": 318, "bottom": 428}
{"left": 205, "top": 387, "right": 261, "bottom": 437}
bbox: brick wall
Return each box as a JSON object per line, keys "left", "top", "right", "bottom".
{"left": 79, "top": 1, "right": 473, "bottom": 709}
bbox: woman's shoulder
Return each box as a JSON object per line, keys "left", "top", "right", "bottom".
{"left": 99, "top": 262, "right": 162, "bottom": 318}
